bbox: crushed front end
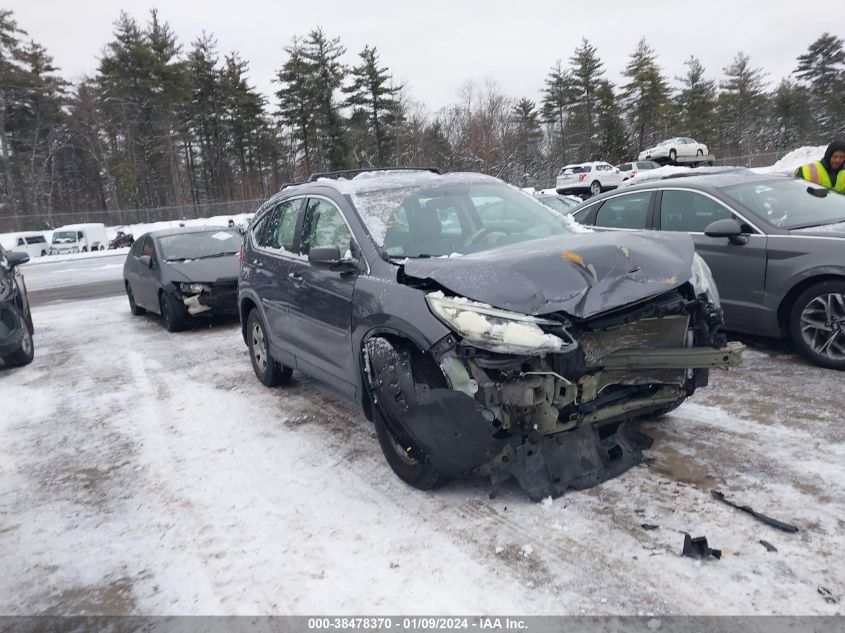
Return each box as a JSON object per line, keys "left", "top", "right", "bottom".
{"left": 176, "top": 281, "right": 239, "bottom": 317}
{"left": 364, "top": 280, "right": 742, "bottom": 501}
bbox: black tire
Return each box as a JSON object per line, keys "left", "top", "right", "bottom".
{"left": 669, "top": 149, "right": 677, "bottom": 162}
{"left": 3, "top": 315, "right": 34, "bottom": 367}
{"left": 789, "top": 280, "right": 845, "bottom": 370}
{"left": 696, "top": 149, "right": 704, "bottom": 157}
{"left": 589, "top": 180, "right": 602, "bottom": 196}
{"left": 126, "top": 283, "right": 146, "bottom": 316}
{"left": 373, "top": 410, "right": 443, "bottom": 490}
{"left": 246, "top": 308, "right": 292, "bottom": 386}
{"left": 40, "top": 250, "right": 46, "bottom": 257}
{"left": 555, "top": 188, "right": 566, "bottom": 195}
{"left": 365, "top": 337, "right": 444, "bottom": 491}
{"left": 159, "top": 291, "right": 187, "bottom": 332}
{"left": 82, "top": 246, "right": 88, "bottom": 252}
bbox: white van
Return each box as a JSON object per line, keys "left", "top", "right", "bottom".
{"left": 50, "top": 223, "right": 109, "bottom": 255}
{"left": 13, "top": 232, "right": 50, "bottom": 258}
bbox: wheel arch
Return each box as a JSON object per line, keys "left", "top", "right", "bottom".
{"left": 239, "top": 296, "right": 259, "bottom": 344}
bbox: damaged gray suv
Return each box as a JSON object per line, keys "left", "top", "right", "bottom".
{"left": 238, "top": 169, "right": 743, "bottom": 500}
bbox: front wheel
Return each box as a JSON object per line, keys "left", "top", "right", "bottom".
{"left": 3, "top": 316, "right": 34, "bottom": 367}
{"left": 789, "top": 280, "right": 845, "bottom": 370}
{"left": 589, "top": 180, "right": 602, "bottom": 196}
{"left": 159, "top": 292, "right": 187, "bottom": 332}
{"left": 246, "top": 308, "right": 292, "bottom": 386}
{"left": 373, "top": 410, "right": 443, "bottom": 490}
{"left": 669, "top": 149, "right": 677, "bottom": 162}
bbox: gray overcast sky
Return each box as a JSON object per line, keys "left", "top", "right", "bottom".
{"left": 8, "top": 0, "right": 844, "bottom": 111}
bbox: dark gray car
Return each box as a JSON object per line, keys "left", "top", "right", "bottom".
{"left": 569, "top": 173, "right": 845, "bottom": 369}
{"left": 238, "top": 169, "right": 742, "bottom": 500}
{"left": 123, "top": 227, "right": 243, "bottom": 331}
{"left": 0, "top": 245, "right": 34, "bottom": 367}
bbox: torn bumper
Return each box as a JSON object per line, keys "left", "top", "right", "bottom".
{"left": 365, "top": 292, "right": 744, "bottom": 501}
{"left": 180, "top": 282, "right": 238, "bottom": 316}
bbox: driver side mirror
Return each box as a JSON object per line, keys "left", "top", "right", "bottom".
{"left": 138, "top": 254, "right": 153, "bottom": 268}
{"left": 308, "top": 246, "right": 361, "bottom": 273}
{"left": 704, "top": 218, "right": 747, "bottom": 245}
{"left": 5, "top": 251, "right": 30, "bottom": 269}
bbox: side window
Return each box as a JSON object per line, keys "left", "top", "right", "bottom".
{"left": 594, "top": 193, "right": 652, "bottom": 229}
{"left": 572, "top": 202, "right": 599, "bottom": 224}
{"left": 259, "top": 200, "right": 301, "bottom": 253}
{"left": 301, "top": 199, "right": 353, "bottom": 257}
{"left": 77, "top": 231, "right": 84, "bottom": 240}
{"left": 130, "top": 239, "right": 142, "bottom": 256}
{"left": 16, "top": 238, "right": 24, "bottom": 246}
{"left": 659, "top": 190, "right": 733, "bottom": 233}
{"left": 140, "top": 236, "right": 155, "bottom": 257}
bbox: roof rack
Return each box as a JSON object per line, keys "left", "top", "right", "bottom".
{"left": 307, "top": 167, "right": 441, "bottom": 182}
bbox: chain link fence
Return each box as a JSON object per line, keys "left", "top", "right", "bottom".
{"left": 0, "top": 198, "right": 266, "bottom": 234}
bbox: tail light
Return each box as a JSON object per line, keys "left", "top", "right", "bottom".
{"left": 578, "top": 173, "right": 587, "bottom": 182}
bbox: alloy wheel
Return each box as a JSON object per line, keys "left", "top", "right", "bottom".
{"left": 800, "top": 293, "right": 845, "bottom": 360}
{"left": 251, "top": 322, "right": 268, "bottom": 372}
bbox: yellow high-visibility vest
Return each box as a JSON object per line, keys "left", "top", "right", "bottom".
{"left": 800, "top": 161, "right": 845, "bottom": 193}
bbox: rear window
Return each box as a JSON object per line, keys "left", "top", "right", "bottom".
{"left": 25, "top": 236, "right": 46, "bottom": 244}
{"left": 637, "top": 162, "right": 657, "bottom": 170}
{"left": 562, "top": 166, "right": 591, "bottom": 175}
{"left": 618, "top": 164, "right": 633, "bottom": 172}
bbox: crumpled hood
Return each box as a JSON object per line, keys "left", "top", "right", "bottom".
{"left": 163, "top": 255, "right": 240, "bottom": 284}
{"left": 402, "top": 231, "right": 696, "bottom": 319}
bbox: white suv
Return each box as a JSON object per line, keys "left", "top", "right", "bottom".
{"left": 555, "top": 161, "right": 623, "bottom": 197}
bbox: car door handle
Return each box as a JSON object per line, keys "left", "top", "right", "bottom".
{"left": 251, "top": 259, "right": 263, "bottom": 268}
{"left": 288, "top": 272, "right": 303, "bottom": 283}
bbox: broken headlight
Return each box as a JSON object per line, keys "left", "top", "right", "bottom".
{"left": 425, "top": 291, "right": 576, "bottom": 355}
{"left": 178, "top": 282, "right": 211, "bottom": 295}
{"left": 690, "top": 253, "right": 720, "bottom": 308}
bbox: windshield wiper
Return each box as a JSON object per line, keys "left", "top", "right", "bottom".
{"left": 789, "top": 219, "right": 845, "bottom": 230}
{"left": 193, "top": 252, "right": 239, "bottom": 260}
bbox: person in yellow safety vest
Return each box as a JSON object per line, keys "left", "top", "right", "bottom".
{"left": 795, "top": 138, "right": 845, "bottom": 193}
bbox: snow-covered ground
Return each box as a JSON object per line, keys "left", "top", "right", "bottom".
{"left": 1, "top": 296, "right": 843, "bottom": 615}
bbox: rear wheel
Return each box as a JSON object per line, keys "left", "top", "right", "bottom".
{"left": 790, "top": 280, "right": 845, "bottom": 370}
{"left": 159, "top": 292, "right": 187, "bottom": 332}
{"left": 2, "top": 316, "right": 34, "bottom": 367}
{"left": 669, "top": 149, "right": 677, "bottom": 162}
{"left": 246, "top": 308, "right": 292, "bottom": 386}
{"left": 126, "top": 283, "right": 145, "bottom": 315}
{"left": 589, "top": 180, "right": 602, "bottom": 196}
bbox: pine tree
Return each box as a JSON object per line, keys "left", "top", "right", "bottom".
{"left": 621, "top": 37, "right": 671, "bottom": 152}
{"left": 275, "top": 38, "right": 318, "bottom": 175}
{"left": 301, "top": 28, "right": 348, "bottom": 171}
{"left": 568, "top": 39, "right": 605, "bottom": 159}
{"left": 540, "top": 60, "right": 577, "bottom": 158}
{"left": 343, "top": 45, "right": 402, "bottom": 166}
{"left": 593, "top": 80, "right": 628, "bottom": 163}
{"left": 717, "top": 52, "right": 768, "bottom": 155}
{"left": 770, "top": 79, "right": 814, "bottom": 149}
{"left": 794, "top": 33, "right": 845, "bottom": 138}
{"left": 673, "top": 56, "right": 717, "bottom": 146}
{"left": 508, "top": 98, "right": 543, "bottom": 185}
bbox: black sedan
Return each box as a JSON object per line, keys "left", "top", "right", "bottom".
{"left": 568, "top": 172, "right": 845, "bottom": 369}
{"left": 0, "top": 245, "right": 34, "bottom": 367}
{"left": 123, "top": 227, "right": 243, "bottom": 331}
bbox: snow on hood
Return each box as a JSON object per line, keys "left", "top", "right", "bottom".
{"left": 402, "top": 230, "right": 696, "bottom": 319}
{"left": 618, "top": 165, "right": 695, "bottom": 187}
{"left": 753, "top": 146, "right": 827, "bottom": 174}
{"left": 162, "top": 254, "right": 240, "bottom": 283}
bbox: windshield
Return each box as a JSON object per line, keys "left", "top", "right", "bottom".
{"left": 52, "top": 231, "right": 77, "bottom": 243}
{"left": 721, "top": 178, "right": 845, "bottom": 229}
{"left": 536, "top": 195, "right": 577, "bottom": 213}
{"left": 158, "top": 230, "right": 243, "bottom": 261}
{"left": 349, "top": 180, "right": 574, "bottom": 258}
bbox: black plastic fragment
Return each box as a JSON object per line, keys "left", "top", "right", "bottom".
{"left": 759, "top": 540, "right": 778, "bottom": 552}
{"left": 711, "top": 490, "right": 799, "bottom": 533}
{"left": 681, "top": 534, "right": 721, "bottom": 560}
{"left": 817, "top": 586, "right": 837, "bottom": 604}
{"left": 641, "top": 523, "right": 659, "bottom": 531}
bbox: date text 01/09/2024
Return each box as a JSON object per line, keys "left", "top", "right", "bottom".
{"left": 307, "top": 617, "right": 528, "bottom": 630}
